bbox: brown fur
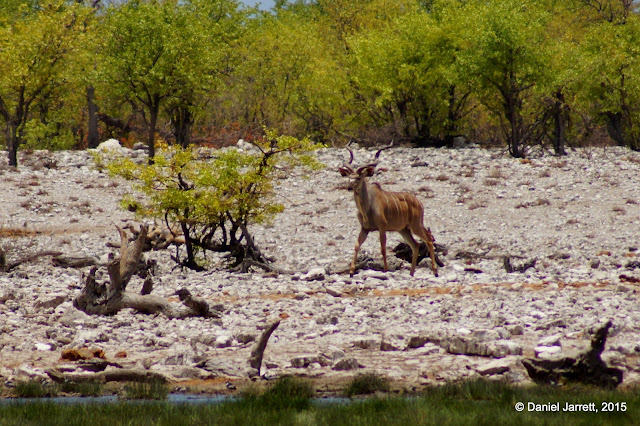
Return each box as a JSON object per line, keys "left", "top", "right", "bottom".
{"left": 339, "top": 161, "right": 438, "bottom": 277}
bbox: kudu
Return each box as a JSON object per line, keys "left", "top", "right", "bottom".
{"left": 338, "top": 142, "right": 439, "bottom": 277}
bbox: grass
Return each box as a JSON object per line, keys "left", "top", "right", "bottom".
{"left": 0, "top": 379, "right": 639, "bottom": 425}
{"left": 344, "top": 372, "right": 391, "bottom": 397}
{"left": 122, "top": 380, "right": 169, "bottom": 400}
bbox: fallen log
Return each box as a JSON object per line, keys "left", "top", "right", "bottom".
{"left": 73, "top": 225, "right": 220, "bottom": 319}
{"left": 522, "top": 320, "right": 623, "bottom": 388}
{"left": 0, "top": 249, "right": 63, "bottom": 272}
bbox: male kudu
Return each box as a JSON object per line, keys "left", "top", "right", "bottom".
{"left": 338, "top": 143, "right": 439, "bottom": 277}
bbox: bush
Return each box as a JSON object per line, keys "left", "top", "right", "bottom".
{"left": 245, "top": 376, "right": 314, "bottom": 411}
{"left": 123, "top": 380, "right": 169, "bottom": 400}
{"left": 59, "top": 380, "right": 103, "bottom": 397}
{"left": 97, "top": 130, "right": 323, "bottom": 270}
{"left": 14, "top": 381, "right": 59, "bottom": 398}
{"left": 344, "top": 372, "right": 391, "bottom": 397}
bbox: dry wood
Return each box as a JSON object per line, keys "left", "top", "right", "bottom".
{"left": 0, "top": 250, "right": 63, "bottom": 272}
{"left": 522, "top": 320, "right": 623, "bottom": 388}
{"left": 73, "top": 225, "right": 221, "bottom": 319}
{"left": 52, "top": 256, "right": 99, "bottom": 268}
{"left": 248, "top": 320, "right": 281, "bottom": 376}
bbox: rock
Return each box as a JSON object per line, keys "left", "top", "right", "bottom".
{"left": 215, "top": 335, "right": 232, "bottom": 348}
{"left": 476, "top": 357, "right": 518, "bottom": 376}
{"left": 164, "top": 347, "right": 196, "bottom": 366}
{"left": 321, "top": 347, "right": 345, "bottom": 360}
{"left": 472, "top": 329, "right": 501, "bottom": 341}
{"left": 35, "top": 294, "right": 66, "bottom": 310}
{"left": 442, "top": 334, "right": 522, "bottom": 358}
{"left": 538, "top": 334, "right": 563, "bottom": 347}
{"left": 34, "top": 343, "right": 53, "bottom": 351}
{"left": 235, "top": 333, "right": 256, "bottom": 345}
{"left": 301, "top": 268, "right": 326, "bottom": 281}
{"left": 95, "top": 139, "right": 123, "bottom": 151}
{"left": 536, "top": 318, "right": 567, "bottom": 330}
{"left": 198, "top": 360, "right": 244, "bottom": 378}
{"left": 291, "top": 355, "right": 319, "bottom": 368}
{"left": 332, "top": 358, "right": 362, "bottom": 371}
{"left": 58, "top": 308, "right": 91, "bottom": 327}
{"left": 353, "top": 337, "right": 379, "bottom": 350}
{"left": 535, "top": 346, "right": 562, "bottom": 359}
{"left": 407, "top": 336, "right": 429, "bottom": 349}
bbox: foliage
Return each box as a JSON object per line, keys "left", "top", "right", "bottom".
{"left": 0, "top": 0, "right": 91, "bottom": 166}
{"left": 343, "top": 372, "right": 391, "bottom": 397}
{"left": 4, "top": 0, "right": 640, "bottom": 161}
{"left": 578, "top": 14, "right": 640, "bottom": 150}
{"left": 246, "top": 376, "right": 314, "bottom": 411}
{"left": 13, "top": 380, "right": 59, "bottom": 398}
{"left": 95, "top": 0, "right": 241, "bottom": 157}
{"left": 98, "top": 130, "right": 323, "bottom": 270}
{"left": 122, "top": 380, "right": 169, "bottom": 400}
{"left": 59, "top": 380, "right": 103, "bottom": 397}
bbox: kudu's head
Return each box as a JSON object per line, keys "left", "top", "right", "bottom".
{"left": 338, "top": 141, "right": 393, "bottom": 190}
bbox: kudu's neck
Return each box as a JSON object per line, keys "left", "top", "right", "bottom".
{"left": 354, "top": 176, "right": 380, "bottom": 212}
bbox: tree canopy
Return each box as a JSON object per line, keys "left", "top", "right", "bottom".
{"left": 2, "top": 0, "right": 640, "bottom": 164}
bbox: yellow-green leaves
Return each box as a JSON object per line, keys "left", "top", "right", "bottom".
{"left": 98, "top": 132, "right": 323, "bottom": 268}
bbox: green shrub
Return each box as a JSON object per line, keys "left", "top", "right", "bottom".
{"left": 96, "top": 130, "right": 323, "bottom": 271}
{"left": 14, "top": 380, "right": 59, "bottom": 398}
{"left": 59, "top": 380, "right": 103, "bottom": 397}
{"left": 344, "top": 372, "right": 391, "bottom": 397}
{"left": 247, "top": 376, "right": 314, "bottom": 411}
{"left": 122, "top": 380, "right": 169, "bottom": 400}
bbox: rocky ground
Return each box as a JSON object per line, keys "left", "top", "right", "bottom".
{"left": 1, "top": 144, "right": 640, "bottom": 396}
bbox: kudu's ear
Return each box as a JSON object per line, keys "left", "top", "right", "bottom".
{"left": 338, "top": 166, "right": 352, "bottom": 176}
{"left": 358, "top": 165, "right": 376, "bottom": 177}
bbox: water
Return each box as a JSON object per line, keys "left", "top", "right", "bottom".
{"left": 0, "top": 394, "right": 351, "bottom": 406}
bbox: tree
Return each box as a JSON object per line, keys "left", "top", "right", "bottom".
{"left": 578, "top": 14, "right": 640, "bottom": 150}
{"left": 98, "top": 130, "right": 323, "bottom": 271}
{"left": 96, "top": 0, "right": 235, "bottom": 159}
{"left": 229, "top": 10, "right": 341, "bottom": 140}
{"left": 0, "top": 1, "right": 90, "bottom": 166}
{"left": 459, "top": 0, "right": 551, "bottom": 157}
{"left": 349, "top": 8, "right": 472, "bottom": 145}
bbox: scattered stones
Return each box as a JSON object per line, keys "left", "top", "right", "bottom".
{"left": 2, "top": 147, "right": 640, "bottom": 389}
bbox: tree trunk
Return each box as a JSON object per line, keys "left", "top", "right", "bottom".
{"left": 171, "top": 105, "right": 193, "bottom": 148}
{"left": 147, "top": 103, "right": 158, "bottom": 163}
{"left": 87, "top": 86, "right": 100, "bottom": 149}
{"left": 506, "top": 92, "right": 524, "bottom": 158}
{"left": 6, "top": 122, "right": 19, "bottom": 167}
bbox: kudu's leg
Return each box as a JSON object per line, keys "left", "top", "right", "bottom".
{"left": 351, "top": 229, "right": 369, "bottom": 276}
{"left": 415, "top": 225, "right": 439, "bottom": 277}
{"left": 399, "top": 228, "right": 420, "bottom": 276}
{"left": 380, "top": 230, "right": 388, "bottom": 272}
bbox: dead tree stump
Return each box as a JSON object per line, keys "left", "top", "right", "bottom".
{"left": 248, "top": 320, "right": 281, "bottom": 377}
{"left": 73, "top": 225, "right": 219, "bottom": 319}
{"left": 522, "top": 320, "right": 623, "bottom": 388}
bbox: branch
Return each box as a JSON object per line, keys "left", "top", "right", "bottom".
{"left": 248, "top": 320, "right": 281, "bottom": 376}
